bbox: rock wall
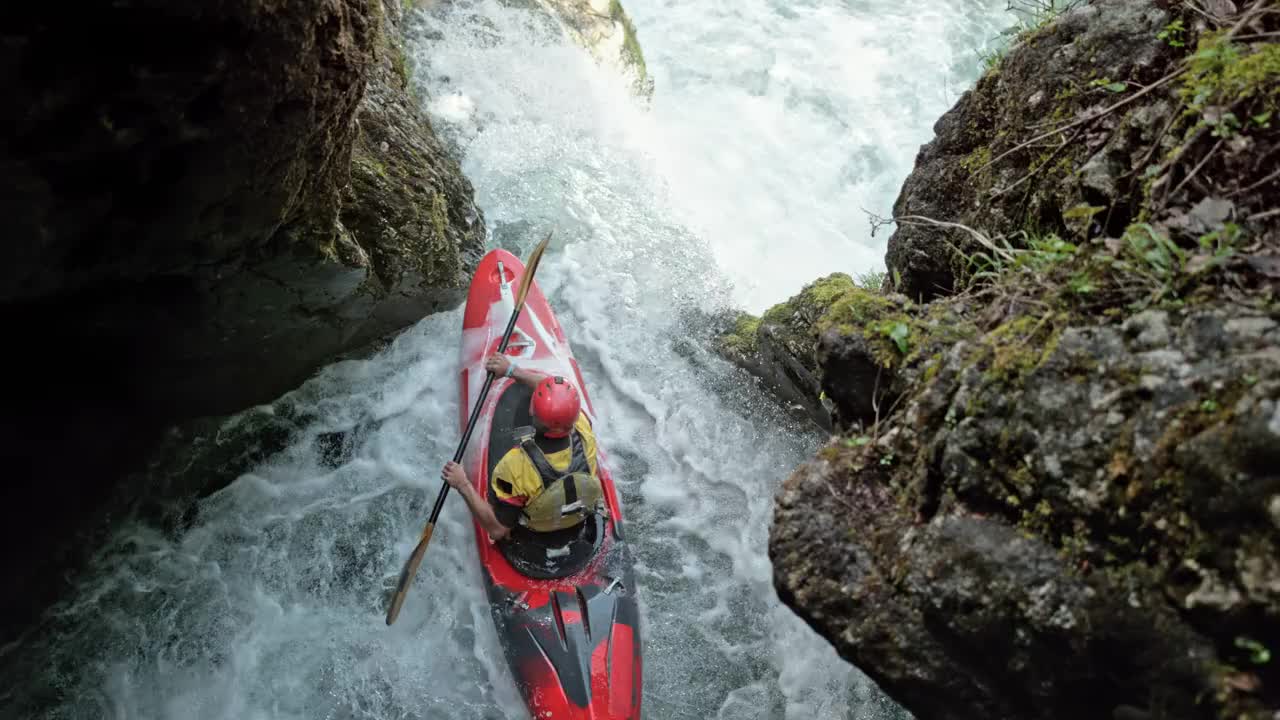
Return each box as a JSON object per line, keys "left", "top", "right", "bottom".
{"left": 734, "top": 1, "right": 1280, "bottom": 718}
{"left": 536, "top": 0, "right": 652, "bottom": 94}
{"left": 715, "top": 274, "right": 857, "bottom": 429}
{"left": 0, "top": 0, "right": 484, "bottom": 642}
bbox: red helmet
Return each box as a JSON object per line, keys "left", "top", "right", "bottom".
{"left": 530, "top": 376, "right": 580, "bottom": 438}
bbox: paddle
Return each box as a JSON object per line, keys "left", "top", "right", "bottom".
{"left": 385, "top": 232, "right": 551, "bottom": 626}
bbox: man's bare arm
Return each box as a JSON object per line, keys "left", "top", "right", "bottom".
{"left": 441, "top": 462, "right": 511, "bottom": 541}
{"left": 485, "top": 354, "right": 547, "bottom": 390}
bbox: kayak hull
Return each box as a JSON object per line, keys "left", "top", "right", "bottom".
{"left": 458, "top": 248, "right": 642, "bottom": 719}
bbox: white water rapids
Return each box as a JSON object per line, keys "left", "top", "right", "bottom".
{"left": 4, "top": 1, "right": 1013, "bottom": 718}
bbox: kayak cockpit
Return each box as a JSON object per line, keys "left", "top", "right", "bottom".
{"left": 486, "top": 381, "right": 604, "bottom": 579}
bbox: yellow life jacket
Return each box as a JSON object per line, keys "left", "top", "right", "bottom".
{"left": 515, "top": 427, "right": 605, "bottom": 533}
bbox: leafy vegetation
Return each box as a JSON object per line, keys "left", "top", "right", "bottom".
{"left": 718, "top": 313, "right": 762, "bottom": 355}
{"left": 1180, "top": 32, "right": 1280, "bottom": 139}
{"left": 957, "top": 220, "right": 1244, "bottom": 312}
{"left": 609, "top": 0, "right": 648, "bottom": 87}
{"left": 975, "top": 0, "right": 1086, "bottom": 74}
{"left": 1157, "top": 19, "right": 1187, "bottom": 48}
{"left": 855, "top": 269, "right": 886, "bottom": 291}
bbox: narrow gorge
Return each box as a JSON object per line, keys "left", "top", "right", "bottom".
{"left": 4, "top": 0, "right": 1275, "bottom": 719}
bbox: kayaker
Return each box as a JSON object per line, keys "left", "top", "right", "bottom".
{"left": 441, "top": 353, "right": 604, "bottom": 543}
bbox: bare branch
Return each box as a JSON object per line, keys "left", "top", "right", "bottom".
{"left": 1169, "top": 137, "right": 1225, "bottom": 202}
{"left": 1232, "top": 166, "right": 1280, "bottom": 197}
{"left": 979, "top": 69, "right": 1186, "bottom": 172}
{"left": 893, "top": 214, "right": 1017, "bottom": 262}
{"left": 991, "top": 124, "right": 1088, "bottom": 199}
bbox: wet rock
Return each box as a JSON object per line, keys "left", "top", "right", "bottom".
{"left": 784, "top": 12, "right": 1280, "bottom": 712}
{"left": 341, "top": 0, "right": 485, "bottom": 330}
{"left": 884, "top": 0, "right": 1176, "bottom": 300}
{"left": 714, "top": 274, "right": 861, "bottom": 429}
{"left": 538, "top": 0, "right": 652, "bottom": 95}
{"left": 816, "top": 325, "right": 896, "bottom": 429}
{"left": 0, "top": 0, "right": 483, "bottom": 643}
{"left": 773, "top": 300, "right": 1280, "bottom": 719}
{"left": 1123, "top": 310, "right": 1172, "bottom": 351}
{"left": 483, "top": 0, "right": 651, "bottom": 95}
{"left": 766, "top": 5, "right": 1280, "bottom": 696}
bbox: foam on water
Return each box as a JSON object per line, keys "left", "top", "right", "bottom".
{"left": 630, "top": 0, "right": 1008, "bottom": 312}
{"left": 3, "top": 0, "right": 1012, "bottom": 717}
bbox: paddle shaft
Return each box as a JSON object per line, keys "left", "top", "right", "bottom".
{"left": 427, "top": 307, "right": 522, "bottom": 523}
{"left": 385, "top": 234, "right": 549, "bottom": 626}
{"left": 385, "top": 307, "right": 521, "bottom": 626}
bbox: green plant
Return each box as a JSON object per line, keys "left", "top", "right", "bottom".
{"left": 1005, "top": 0, "right": 1083, "bottom": 27}
{"left": 1099, "top": 223, "right": 1240, "bottom": 307}
{"left": 1209, "top": 111, "right": 1241, "bottom": 138}
{"left": 1090, "top": 78, "right": 1128, "bottom": 93}
{"left": 881, "top": 321, "right": 911, "bottom": 354}
{"left": 1125, "top": 223, "right": 1186, "bottom": 276}
{"left": 855, "top": 269, "right": 887, "bottom": 291}
{"left": 962, "top": 231, "right": 1079, "bottom": 284}
{"left": 1235, "top": 636, "right": 1272, "bottom": 665}
{"left": 610, "top": 0, "right": 647, "bottom": 85}
{"left": 1197, "top": 223, "right": 1242, "bottom": 259}
{"left": 1063, "top": 204, "right": 1106, "bottom": 222}
{"left": 979, "top": 46, "right": 1007, "bottom": 75}
{"left": 974, "top": 1, "right": 1084, "bottom": 75}
{"left": 1182, "top": 33, "right": 1280, "bottom": 114}
{"left": 1157, "top": 19, "right": 1186, "bottom": 48}
{"left": 1068, "top": 271, "right": 1097, "bottom": 295}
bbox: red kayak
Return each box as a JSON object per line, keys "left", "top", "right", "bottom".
{"left": 458, "top": 248, "right": 643, "bottom": 719}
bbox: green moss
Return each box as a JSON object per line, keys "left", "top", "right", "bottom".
{"left": 392, "top": 44, "right": 410, "bottom": 89}
{"left": 818, "top": 444, "right": 844, "bottom": 463}
{"left": 430, "top": 190, "right": 448, "bottom": 242}
{"left": 818, "top": 286, "right": 980, "bottom": 373}
{"left": 1184, "top": 34, "right": 1280, "bottom": 109}
{"left": 354, "top": 150, "right": 390, "bottom": 181}
{"left": 1177, "top": 33, "right": 1280, "bottom": 146}
{"left": 960, "top": 146, "right": 993, "bottom": 176}
{"left": 609, "top": 0, "right": 648, "bottom": 89}
{"left": 922, "top": 354, "right": 943, "bottom": 383}
{"left": 817, "top": 286, "right": 896, "bottom": 331}
{"left": 816, "top": 287, "right": 909, "bottom": 368}
{"left": 982, "top": 313, "right": 1064, "bottom": 385}
{"left": 763, "top": 273, "right": 857, "bottom": 327}
{"left": 719, "top": 312, "right": 762, "bottom": 356}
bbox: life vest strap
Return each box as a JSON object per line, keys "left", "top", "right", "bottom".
{"left": 518, "top": 429, "right": 589, "bottom": 491}
{"left": 513, "top": 428, "right": 598, "bottom": 532}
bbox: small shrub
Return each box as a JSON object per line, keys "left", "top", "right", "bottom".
{"left": 855, "top": 269, "right": 887, "bottom": 292}
{"left": 1157, "top": 19, "right": 1186, "bottom": 48}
